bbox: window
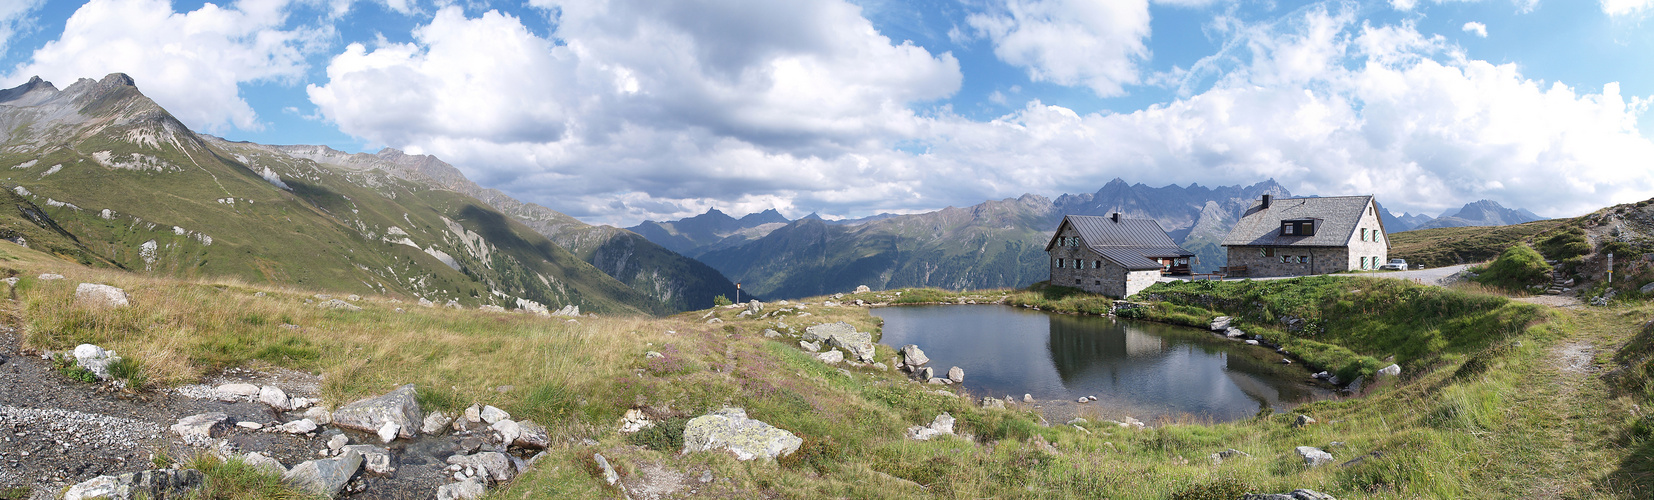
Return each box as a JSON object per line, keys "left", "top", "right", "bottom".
{"left": 1057, "top": 258, "right": 1064, "bottom": 268}
{"left": 1283, "top": 225, "right": 1294, "bottom": 235}
{"left": 1361, "top": 228, "right": 1367, "bottom": 241}
{"left": 1280, "top": 219, "right": 1317, "bottom": 236}
{"left": 1361, "top": 256, "right": 1367, "bottom": 269}
{"left": 1094, "top": 260, "right": 1102, "bottom": 269}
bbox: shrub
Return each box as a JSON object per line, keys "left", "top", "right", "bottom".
{"left": 1170, "top": 477, "right": 1253, "bottom": 500}
{"left": 1471, "top": 243, "right": 1551, "bottom": 293}
{"left": 1535, "top": 228, "right": 1590, "bottom": 261}
{"left": 624, "top": 417, "right": 687, "bottom": 451}
{"left": 712, "top": 295, "right": 732, "bottom": 306}
{"left": 108, "top": 356, "right": 146, "bottom": 390}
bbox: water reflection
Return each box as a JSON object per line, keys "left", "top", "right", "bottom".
{"left": 871, "top": 305, "right": 1332, "bottom": 422}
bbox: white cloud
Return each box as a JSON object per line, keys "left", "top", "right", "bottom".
{"left": 0, "top": 0, "right": 44, "bottom": 57}
{"left": 965, "top": 0, "right": 1152, "bottom": 97}
{"left": 1389, "top": 0, "right": 1418, "bottom": 10}
{"left": 1462, "top": 21, "right": 1487, "bottom": 37}
{"left": 1603, "top": 0, "right": 1654, "bottom": 15}
{"left": 8, "top": 0, "right": 330, "bottom": 132}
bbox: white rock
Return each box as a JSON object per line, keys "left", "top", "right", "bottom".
{"left": 236, "top": 421, "right": 264, "bottom": 430}
{"left": 463, "top": 404, "right": 483, "bottom": 423}
{"left": 303, "top": 407, "right": 332, "bottom": 426}
{"left": 480, "top": 405, "right": 509, "bottom": 424}
{"left": 436, "top": 477, "right": 485, "bottom": 500}
{"left": 342, "top": 444, "right": 395, "bottom": 475}
{"left": 75, "top": 283, "right": 130, "bottom": 308}
{"left": 170, "top": 413, "right": 230, "bottom": 445}
{"left": 378, "top": 422, "right": 401, "bottom": 443}
{"left": 947, "top": 366, "right": 964, "bottom": 383}
{"left": 422, "top": 410, "right": 454, "bottom": 435}
{"left": 1023, "top": 394, "right": 1035, "bottom": 403}
{"left": 327, "top": 434, "right": 349, "bottom": 451}
{"left": 491, "top": 419, "right": 521, "bottom": 446}
{"left": 277, "top": 419, "right": 318, "bottom": 434}
{"left": 38, "top": 273, "right": 63, "bottom": 280}
{"left": 283, "top": 449, "right": 363, "bottom": 497}
{"left": 619, "top": 409, "right": 655, "bottom": 433}
{"left": 259, "top": 385, "right": 291, "bottom": 411}
{"left": 244, "top": 452, "right": 287, "bottom": 476}
{"left": 1297, "top": 446, "right": 1335, "bottom": 468}
{"left": 906, "top": 413, "right": 956, "bottom": 441}
{"left": 1377, "top": 364, "right": 1402, "bottom": 378}
{"left": 815, "top": 350, "right": 844, "bottom": 364}
{"left": 682, "top": 407, "right": 802, "bottom": 461}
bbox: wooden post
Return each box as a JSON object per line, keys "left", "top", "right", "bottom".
{"left": 736, "top": 282, "right": 742, "bottom": 304}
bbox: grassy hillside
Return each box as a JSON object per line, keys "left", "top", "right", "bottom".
{"left": 0, "top": 76, "right": 660, "bottom": 315}
{"left": 1389, "top": 219, "right": 1571, "bottom": 268}
{"left": 9, "top": 241, "right": 1653, "bottom": 498}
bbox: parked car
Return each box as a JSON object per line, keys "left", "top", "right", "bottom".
{"left": 1380, "top": 258, "right": 1408, "bottom": 271}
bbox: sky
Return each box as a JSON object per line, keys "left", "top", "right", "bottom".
{"left": 0, "top": 0, "right": 1651, "bottom": 226}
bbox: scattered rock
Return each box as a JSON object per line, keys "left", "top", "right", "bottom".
{"left": 1225, "top": 327, "right": 1246, "bottom": 339}
{"left": 763, "top": 329, "right": 781, "bottom": 338}
{"left": 327, "top": 434, "right": 349, "bottom": 451}
{"left": 926, "top": 377, "right": 951, "bottom": 384}
{"left": 1209, "top": 316, "right": 1232, "bottom": 331}
{"left": 1208, "top": 448, "right": 1252, "bottom": 465}
{"left": 645, "top": 350, "right": 664, "bottom": 359}
{"left": 491, "top": 419, "right": 521, "bottom": 446}
{"left": 803, "top": 322, "right": 876, "bottom": 362}
{"left": 342, "top": 444, "right": 395, "bottom": 475}
{"left": 64, "top": 469, "right": 205, "bottom": 500}
{"left": 1241, "top": 489, "right": 1337, "bottom": 500}
{"left": 1077, "top": 397, "right": 1089, "bottom": 403}
{"left": 906, "top": 413, "right": 956, "bottom": 440}
{"left": 259, "top": 385, "right": 291, "bottom": 411}
{"left": 318, "top": 299, "right": 361, "bottom": 310}
{"left": 918, "top": 366, "right": 934, "bottom": 380}
{"left": 947, "top": 366, "right": 964, "bottom": 383}
{"left": 75, "top": 283, "right": 131, "bottom": 308}
{"left": 331, "top": 384, "right": 423, "bottom": 440}
{"left": 39, "top": 273, "right": 64, "bottom": 280}
{"left": 378, "top": 421, "right": 401, "bottom": 443}
{"left": 436, "top": 477, "right": 486, "bottom": 500}
{"left": 1023, "top": 394, "right": 1035, "bottom": 403}
{"left": 1293, "top": 415, "right": 1316, "bottom": 427}
{"left": 746, "top": 300, "right": 764, "bottom": 314}
{"left": 284, "top": 449, "right": 364, "bottom": 497}
{"left": 515, "top": 420, "right": 550, "bottom": 448}
{"left": 276, "top": 418, "right": 318, "bottom": 435}
{"left": 303, "top": 407, "right": 333, "bottom": 426}
{"left": 423, "top": 410, "right": 454, "bottom": 435}
{"left": 682, "top": 407, "right": 802, "bottom": 461}
{"left": 799, "top": 341, "right": 821, "bottom": 352}
{"left": 446, "top": 452, "right": 514, "bottom": 483}
{"left": 594, "top": 452, "right": 620, "bottom": 485}
{"left": 480, "top": 405, "right": 510, "bottom": 424}
{"left": 980, "top": 397, "right": 1006, "bottom": 410}
{"left": 855, "top": 285, "right": 871, "bottom": 293}
{"left": 1296, "top": 446, "right": 1335, "bottom": 468}
{"left": 170, "top": 412, "right": 230, "bottom": 445}
{"left": 244, "top": 452, "right": 287, "bottom": 476}
{"left": 620, "top": 409, "right": 655, "bottom": 433}
{"left": 74, "top": 343, "right": 121, "bottom": 380}
{"left": 1376, "top": 363, "right": 1401, "bottom": 378}
{"left": 815, "top": 350, "right": 844, "bottom": 364}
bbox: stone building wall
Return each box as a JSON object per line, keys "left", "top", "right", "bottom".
{"left": 1225, "top": 246, "right": 1350, "bottom": 278}
{"left": 1048, "top": 225, "right": 1131, "bottom": 297}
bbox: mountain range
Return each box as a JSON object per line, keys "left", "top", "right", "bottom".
{"left": 0, "top": 74, "right": 737, "bottom": 314}
{"left": 633, "top": 182, "right": 1547, "bottom": 299}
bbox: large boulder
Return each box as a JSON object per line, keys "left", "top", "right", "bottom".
{"left": 899, "top": 344, "right": 929, "bottom": 367}
{"left": 682, "top": 407, "right": 802, "bottom": 461}
{"left": 1376, "top": 363, "right": 1402, "bottom": 378}
{"left": 947, "top": 366, "right": 964, "bottom": 383}
{"left": 803, "top": 322, "right": 875, "bottom": 362}
{"left": 64, "top": 469, "right": 204, "bottom": 500}
{"left": 75, "top": 283, "right": 130, "bottom": 308}
{"left": 243, "top": 452, "right": 287, "bottom": 476}
{"left": 318, "top": 299, "right": 361, "bottom": 311}
{"left": 905, "top": 413, "right": 955, "bottom": 441}
{"left": 170, "top": 412, "right": 230, "bottom": 446}
{"left": 284, "top": 449, "right": 364, "bottom": 497}
{"left": 514, "top": 420, "right": 550, "bottom": 448}
{"left": 1209, "top": 316, "right": 1232, "bottom": 331}
{"left": 259, "top": 385, "right": 291, "bottom": 411}
{"left": 436, "top": 478, "right": 486, "bottom": 500}
{"left": 331, "top": 384, "right": 423, "bottom": 440}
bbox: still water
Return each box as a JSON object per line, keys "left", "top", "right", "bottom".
{"left": 870, "top": 305, "right": 1333, "bottom": 422}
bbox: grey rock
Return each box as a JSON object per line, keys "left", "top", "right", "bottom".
{"left": 918, "top": 366, "right": 934, "bottom": 380}
{"left": 1241, "top": 490, "right": 1338, "bottom": 500}
{"left": 763, "top": 329, "right": 781, "bottom": 338}
{"left": 1209, "top": 316, "right": 1232, "bottom": 331}
{"left": 682, "top": 407, "right": 802, "bottom": 461}
{"left": 1296, "top": 446, "right": 1335, "bottom": 468}
{"left": 170, "top": 412, "right": 230, "bottom": 445}
{"left": 1377, "top": 363, "right": 1401, "bottom": 378}
{"left": 491, "top": 419, "right": 521, "bottom": 445}
{"left": 342, "top": 444, "right": 395, "bottom": 475}
{"left": 423, "top": 410, "right": 454, "bottom": 435}
{"left": 1023, "top": 394, "right": 1035, "bottom": 403}
{"left": 446, "top": 451, "right": 513, "bottom": 482}
{"left": 803, "top": 322, "right": 876, "bottom": 362}
{"left": 980, "top": 397, "right": 1006, "bottom": 409}
{"left": 75, "top": 283, "right": 130, "bottom": 308}
{"left": 746, "top": 300, "right": 764, "bottom": 314}
{"left": 815, "top": 350, "right": 844, "bottom": 364}
{"left": 331, "top": 384, "right": 423, "bottom": 439}
{"left": 799, "top": 340, "right": 821, "bottom": 352}
{"left": 303, "top": 407, "right": 333, "bottom": 426}
{"left": 318, "top": 299, "right": 361, "bottom": 310}
{"left": 327, "top": 434, "right": 349, "bottom": 451}
{"left": 594, "top": 452, "right": 620, "bottom": 485}
{"left": 947, "top": 366, "right": 964, "bottom": 383}
{"left": 1225, "top": 327, "right": 1246, "bottom": 338}
{"left": 74, "top": 343, "right": 121, "bottom": 380}
{"left": 64, "top": 469, "right": 205, "bottom": 500}
{"left": 1293, "top": 415, "right": 1316, "bottom": 427}
{"left": 284, "top": 449, "right": 364, "bottom": 497}
{"left": 276, "top": 418, "right": 318, "bottom": 434}
{"left": 480, "top": 405, "right": 510, "bottom": 424}
{"left": 216, "top": 383, "right": 260, "bottom": 397}
{"left": 260, "top": 385, "right": 291, "bottom": 411}
{"left": 855, "top": 285, "right": 871, "bottom": 293}
{"left": 38, "top": 273, "right": 63, "bottom": 280}
{"left": 437, "top": 477, "right": 486, "bottom": 500}
{"left": 906, "top": 413, "right": 955, "bottom": 441}
{"left": 1207, "top": 448, "right": 1252, "bottom": 465}
{"left": 243, "top": 452, "right": 287, "bottom": 476}
{"left": 926, "top": 377, "right": 951, "bottom": 385}
{"left": 1642, "top": 282, "right": 1654, "bottom": 294}
{"left": 514, "top": 420, "right": 550, "bottom": 448}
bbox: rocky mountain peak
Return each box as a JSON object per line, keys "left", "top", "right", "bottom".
{"left": 0, "top": 76, "right": 60, "bottom": 105}
{"left": 99, "top": 73, "right": 137, "bottom": 88}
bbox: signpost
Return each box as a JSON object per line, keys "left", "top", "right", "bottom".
{"left": 736, "top": 282, "right": 742, "bottom": 304}
{"left": 1608, "top": 253, "right": 1614, "bottom": 283}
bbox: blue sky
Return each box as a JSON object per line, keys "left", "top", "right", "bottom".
{"left": 0, "top": 0, "right": 1651, "bottom": 225}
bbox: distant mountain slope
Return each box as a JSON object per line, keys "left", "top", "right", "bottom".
{"left": 690, "top": 180, "right": 1291, "bottom": 299}
{"left": 628, "top": 208, "right": 791, "bottom": 257}
{"left": 1414, "top": 200, "right": 1545, "bottom": 229}
{"left": 271, "top": 145, "right": 743, "bottom": 311}
{"left": 0, "top": 73, "right": 660, "bottom": 314}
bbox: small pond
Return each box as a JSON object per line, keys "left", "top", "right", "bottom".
{"left": 870, "top": 305, "right": 1333, "bottom": 423}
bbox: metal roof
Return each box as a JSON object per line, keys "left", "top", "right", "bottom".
{"left": 1220, "top": 195, "right": 1379, "bottom": 248}
{"left": 1047, "top": 215, "right": 1193, "bottom": 270}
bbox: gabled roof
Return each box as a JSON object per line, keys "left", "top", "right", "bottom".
{"left": 1046, "top": 215, "right": 1193, "bottom": 270}
{"left": 1221, "top": 195, "right": 1381, "bottom": 248}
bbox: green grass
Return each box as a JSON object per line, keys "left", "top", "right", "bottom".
{"left": 1389, "top": 219, "right": 1571, "bottom": 268}
{"left": 1471, "top": 243, "right": 1552, "bottom": 294}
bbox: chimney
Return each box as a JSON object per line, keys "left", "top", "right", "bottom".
{"left": 1111, "top": 212, "right": 1120, "bottom": 223}
{"left": 1262, "top": 194, "right": 1272, "bottom": 209}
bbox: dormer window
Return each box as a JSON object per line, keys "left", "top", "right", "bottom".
{"left": 1280, "top": 219, "right": 1317, "bottom": 236}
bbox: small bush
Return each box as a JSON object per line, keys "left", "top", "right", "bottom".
{"left": 51, "top": 353, "right": 98, "bottom": 383}
{"left": 713, "top": 295, "right": 733, "bottom": 306}
{"left": 184, "top": 454, "right": 307, "bottom": 499}
{"left": 625, "top": 417, "right": 687, "bottom": 451}
{"left": 1471, "top": 243, "right": 1551, "bottom": 293}
{"left": 1170, "top": 476, "right": 1253, "bottom": 500}
{"left": 1535, "top": 228, "right": 1590, "bottom": 260}
{"left": 108, "top": 356, "right": 146, "bottom": 390}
